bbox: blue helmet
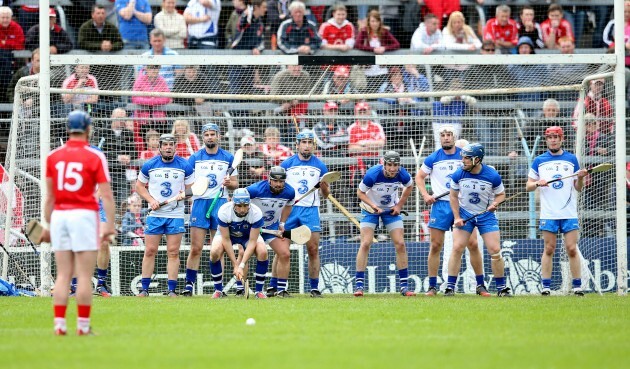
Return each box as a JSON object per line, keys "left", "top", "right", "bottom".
{"left": 296, "top": 130, "right": 315, "bottom": 142}
{"left": 461, "top": 143, "right": 485, "bottom": 161}
{"left": 67, "top": 110, "right": 92, "bottom": 133}
{"left": 201, "top": 123, "right": 219, "bottom": 134}
{"left": 232, "top": 188, "right": 251, "bottom": 205}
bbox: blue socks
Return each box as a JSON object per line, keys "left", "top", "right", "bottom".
{"left": 277, "top": 278, "right": 288, "bottom": 292}
{"left": 255, "top": 260, "right": 269, "bottom": 293}
{"left": 185, "top": 268, "right": 197, "bottom": 291}
{"left": 572, "top": 278, "right": 581, "bottom": 289}
{"left": 167, "top": 279, "right": 177, "bottom": 292}
{"left": 355, "top": 271, "right": 365, "bottom": 290}
{"left": 495, "top": 277, "right": 506, "bottom": 291}
{"left": 542, "top": 278, "right": 552, "bottom": 290}
{"left": 269, "top": 277, "right": 278, "bottom": 290}
{"left": 398, "top": 268, "right": 409, "bottom": 291}
{"left": 428, "top": 276, "right": 437, "bottom": 289}
{"left": 96, "top": 268, "right": 107, "bottom": 285}
{"left": 447, "top": 275, "right": 457, "bottom": 290}
{"left": 310, "top": 278, "right": 319, "bottom": 291}
{"left": 210, "top": 260, "right": 223, "bottom": 292}
{"left": 476, "top": 274, "right": 485, "bottom": 287}
{"left": 141, "top": 277, "right": 151, "bottom": 291}
{"left": 70, "top": 277, "right": 77, "bottom": 292}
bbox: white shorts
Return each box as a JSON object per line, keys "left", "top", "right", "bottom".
{"left": 51, "top": 209, "right": 100, "bottom": 252}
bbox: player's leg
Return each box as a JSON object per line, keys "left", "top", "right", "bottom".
{"left": 184, "top": 198, "right": 214, "bottom": 295}
{"left": 52, "top": 251, "right": 73, "bottom": 335}
{"left": 426, "top": 201, "right": 452, "bottom": 296}
{"left": 267, "top": 254, "right": 280, "bottom": 296}
{"left": 384, "top": 214, "right": 415, "bottom": 296}
{"left": 466, "top": 229, "right": 489, "bottom": 296}
{"left": 268, "top": 237, "right": 291, "bottom": 297}
{"left": 306, "top": 231, "right": 322, "bottom": 297}
{"left": 354, "top": 222, "right": 375, "bottom": 297}
{"left": 445, "top": 225, "right": 472, "bottom": 296}
{"left": 74, "top": 250, "right": 98, "bottom": 335}
{"left": 562, "top": 226, "right": 584, "bottom": 296}
{"left": 139, "top": 234, "right": 161, "bottom": 296}
{"left": 540, "top": 220, "right": 560, "bottom": 296}
{"left": 480, "top": 230, "right": 509, "bottom": 297}
{"left": 95, "top": 236, "right": 111, "bottom": 297}
{"left": 291, "top": 207, "right": 323, "bottom": 297}
{"left": 253, "top": 238, "right": 269, "bottom": 298}
{"left": 209, "top": 233, "right": 226, "bottom": 298}
{"left": 165, "top": 233, "right": 184, "bottom": 297}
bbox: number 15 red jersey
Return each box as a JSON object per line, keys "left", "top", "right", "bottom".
{"left": 46, "top": 139, "right": 111, "bottom": 211}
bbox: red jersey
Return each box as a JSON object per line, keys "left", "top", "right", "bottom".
{"left": 483, "top": 18, "right": 519, "bottom": 46}
{"left": 348, "top": 121, "right": 385, "bottom": 157}
{"left": 0, "top": 21, "right": 25, "bottom": 50}
{"left": 319, "top": 19, "right": 355, "bottom": 48}
{"left": 46, "top": 139, "right": 111, "bottom": 211}
{"left": 540, "top": 19, "right": 574, "bottom": 45}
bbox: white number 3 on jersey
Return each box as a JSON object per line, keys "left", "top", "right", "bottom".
{"left": 55, "top": 161, "right": 84, "bottom": 192}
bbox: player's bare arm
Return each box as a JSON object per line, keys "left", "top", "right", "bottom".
{"left": 319, "top": 181, "right": 330, "bottom": 198}
{"left": 449, "top": 188, "right": 463, "bottom": 227}
{"left": 219, "top": 225, "right": 239, "bottom": 269}
{"left": 237, "top": 228, "right": 261, "bottom": 279}
{"left": 98, "top": 182, "right": 116, "bottom": 241}
{"left": 279, "top": 205, "right": 292, "bottom": 234}
{"left": 41, "top": 178, "right": 55, "bottom": 243}
{"left": 392, "top": 185, "right": 413, "bottom": 215}
{"left": 415, "top": 170, "right": 435, "bottom": 205}
{"left": 224, "top": 174, "right": 239, "bottom": 190}
{"left": 135, "top": 180, "right": 159, "bottom": 210}
{"left": 574, "top": 169, "right": 588, "bottom": 192}
{"left": 487, "top": 191, "right": 505, "bottom": 212}
{"left": 525, "top": 177, "right": 541, "bottom": 192}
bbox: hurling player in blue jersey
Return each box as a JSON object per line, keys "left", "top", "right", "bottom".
{"left": 182, "top": 123, "right": 239, "bottom": 296}
{"left": 354, "top": 151, "right": 415, "bottom": 297}
{"left": 415, "top": 126, "right": 487, "bottom": 296}
{"left": 209, "top": 189, "right": 267, "bottom": 299}
{"left": 526, "top": 126, "right": 587, "bottom": 296}
{"left": 247, "top": 166, "right": 295, "bottom": 297}
{"left": 135, "top": 134, "right": 195, "bottom": 297}
{"left": 447, "top": 143, "right": 511, "bottom": 297}
{"left": 281, "top": 131, "right": 330, "bottom": 298}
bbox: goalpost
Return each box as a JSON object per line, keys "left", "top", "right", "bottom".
{"left": 0, "top": 50, "right": 626, "bottom": 296}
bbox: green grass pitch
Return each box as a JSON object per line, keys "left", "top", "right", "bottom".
{"left": 1, "top": 294, "right": 628, "bottom": 369}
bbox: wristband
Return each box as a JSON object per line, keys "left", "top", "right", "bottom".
{"left": 239, "top": 263, "right": 245, "bottom": 269}
{"left": 279, "top": 222, "right": 285, "bottom": 227}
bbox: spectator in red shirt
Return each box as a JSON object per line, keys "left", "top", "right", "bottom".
{"left": 541, "top": 4, "right": 575, "bottom": 50}
{"left": 170, "top": 119, "right": 200, "bottom": 159}
{"left": 261, "top": 126, "right": 293, "bottom": 166}
{"left": 573, "top": 79, "right": 613, "bottom": 133}
{"left": 0, "top": 7, "right": 25, "bottom": 50}
{"left": 139, "top": 130, "right": 160, "bottom": 161}
{"left": 318, "top": 4, "right": 355, "bottom": 52}
{"left": 348, "top": 102, "right": 386, "bottom": 177}
{"left": 61, "top": 65, "right": 99, "bottom": 108}
{"left": 483, "top": 4, "right": 518, "bottom": 53}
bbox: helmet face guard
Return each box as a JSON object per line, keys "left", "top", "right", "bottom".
{"left": 268, "top": 166, "right": 287, "bottom": 194}
{"left": 383, "top": 151, "right": 401, "bottom": 178}
{"left": 232, "top": 189, "right": 251, "bottom": 217}
{"left": 461, "top": 143, "right": 485, "bottom": 171}
{"left": 159, "top": 134, "right": 176, "bottom": 160}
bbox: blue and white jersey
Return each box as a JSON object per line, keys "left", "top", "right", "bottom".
{"left": 217, "top": 201, "right": 264, "bottom": 245}
{"left": 359, "top": 165, "right": 413, "bottom": 210}
{"left": 185, "top": 0, "right": 221, "bottom": 38}
{"left": 529, "top": 150, "right": 580, "bottom": 219}
{"left": 281, "top": 155, "right": 328, "bottom": 207}
{"left": 420, "top": 147, "right": 463, "bottom": 201}
{"left": 450, "top": 164, "right": 504, "bottom": 214}
{"left": 138, "top": 156, "right": 194, "bottom": 218}
{"left": 188, "top": 148, "right": 237, "bottom": 200}
{"left": 246, "top": 180, "right": 296, "bottom": 227}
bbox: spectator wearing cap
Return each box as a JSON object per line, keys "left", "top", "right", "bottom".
{"left": 277, "top": 1, "right": 321, "bottom": 55}
{"left": 508, "top": 36, "right": 549, "bottom": 102}
{"left": 24, "top": 8, "right": 73, "bottom": 54}
{"left": 154, "top": 0, "right": 188, "bottom": 49}
{"left": 262, "top": 126, "right": 294, "bottom": 166}
{"left": 347, "top": 102, "right": 386, "bottom": 178}
{"left": 318, "top": 3, "right": 355, "bottom": 52}
{"left": 410, "top": 13, "right": 443, "bottom": 55}
{"left": 240, "top": 135, "right": 266, "bottom": 187}
{"left": 0, "top": 7, "right": 24, "bottom": 51}
{"left": 312, "top": 101, "right": 349, "bottom": 156}
{"left": 573, "top": 79, "right": 613, "bottom": 134}
{"left": 483, "top": 4, "right": 518, "bottom": 53}
{"left": 322, "top": 66, "right": 360, "bottom": 105}
{"left": 541, "top": 4, "right": 574, "bottom": 50}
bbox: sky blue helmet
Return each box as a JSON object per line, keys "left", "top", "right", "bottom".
{"left": 67, "top": 110, "right": 92, "bottom": 133}
{"left": 461, "top": 143, "right": 485, "bottom": 161}
{"left": 232, "top": 188, "right": 251, "bottom": 205}
{"left": 296, "top": 130, "right": 315, "bottom": 142}
{"left": 201, "top": 123, "right": 219, "bottom": 134}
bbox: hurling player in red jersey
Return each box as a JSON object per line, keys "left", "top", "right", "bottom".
{"left": 41, "top": 110, "right": 116, "bottom": 336}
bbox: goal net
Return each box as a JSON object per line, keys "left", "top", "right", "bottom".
{"left": 0, "top": 54, "right": 625, "bottom": 296}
